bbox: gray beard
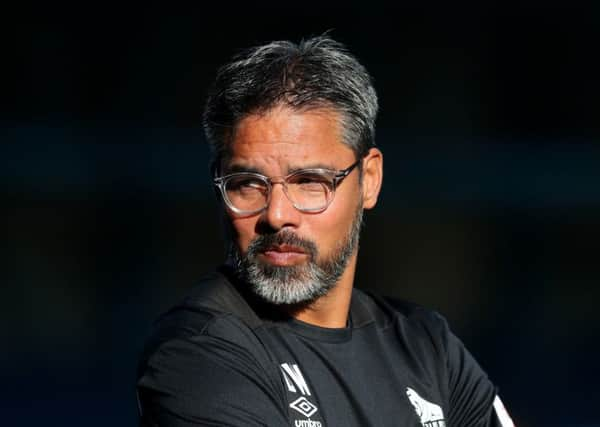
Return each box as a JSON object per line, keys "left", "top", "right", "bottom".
{"left": 229, "top": 206, "right": 364, "bottom": 305}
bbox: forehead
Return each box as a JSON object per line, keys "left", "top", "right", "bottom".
{"left": 222, "top": 106, "right": 354, "bottom": 172}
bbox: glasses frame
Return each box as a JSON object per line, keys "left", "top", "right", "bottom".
{"left": 214, "top": 159, "right": 361, "bottom": 216}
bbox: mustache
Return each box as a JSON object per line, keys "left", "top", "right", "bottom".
{"left": 247, "top": 231, "right": 318, "bottom": 260}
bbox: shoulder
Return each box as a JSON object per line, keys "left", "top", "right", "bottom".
{"left": 136, "top": 272, "right": 289, "bottom": 425}
{"left": 354, "top": 289, "right": 451, "bottom": 352}
{"left": 138, "top": 270, "right": 267, "bottom": 370}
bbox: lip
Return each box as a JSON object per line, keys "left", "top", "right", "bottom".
{"left": 265, "top": 244, "right": 306, "bottom": 254}
{"left": 259, "top": 245, "right": 308, "bottom": 266}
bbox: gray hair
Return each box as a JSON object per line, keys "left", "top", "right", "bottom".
{"left": 203, "top": 35, "right": 378, "bottom": 166}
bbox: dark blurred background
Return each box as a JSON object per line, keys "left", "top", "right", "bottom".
{"left": 2, "top": 2, "right": 599, "bottom": 426}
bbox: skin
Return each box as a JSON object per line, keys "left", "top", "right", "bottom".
{"left": 222, "top": 105, "right": 383, "bottom": 328}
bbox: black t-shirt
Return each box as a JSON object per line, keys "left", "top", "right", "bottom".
{"left": 137, "top": 269, "right": 514, "bottom": 427}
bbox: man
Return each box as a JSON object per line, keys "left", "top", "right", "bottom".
{"left": 137, "top": 36, "right": 515, "bottom": 427}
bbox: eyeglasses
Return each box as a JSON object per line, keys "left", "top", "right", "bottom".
{"left": 214, "top": 160, "right": 361, "bottom": 216}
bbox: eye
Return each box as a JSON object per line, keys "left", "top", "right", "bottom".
{"left": 289, "top": 172, "right": 333, "bottom": 192}
{"left": 226, "top": 176, "right": 267, "bottom": 193}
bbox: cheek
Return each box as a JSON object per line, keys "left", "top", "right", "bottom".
{"left": 310, "top": 203, "right": 356, "bottom": 247}
{"left": 229, "top": 217, "right": 257, "bottom": 249}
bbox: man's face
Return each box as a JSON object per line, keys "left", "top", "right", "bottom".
{"left": 221, "top": 106, "right": 365, "bottom": 305}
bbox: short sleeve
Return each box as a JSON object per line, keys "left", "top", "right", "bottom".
{"left": 441, "top": 316, "right": 515, "bottom": 427}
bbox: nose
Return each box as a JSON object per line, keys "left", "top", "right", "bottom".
{"left": 259, "top": 182, "right": 301, "bottom": 232}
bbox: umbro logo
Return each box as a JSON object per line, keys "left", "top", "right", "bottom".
{"left": 290, "top": 396, "right": 318, "bottom": 417}
{"left": 406, "top": 387, "right": 446, "bottom": 427}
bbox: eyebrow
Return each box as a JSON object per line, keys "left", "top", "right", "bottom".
{"left": 288, "top": 163, "right": 338, "bottom": 173}
{"left": 224, "top": 162, "right": 339, "bottom": 175}
{"left": 225, "top": 164, "right": 263, "bottom": 174}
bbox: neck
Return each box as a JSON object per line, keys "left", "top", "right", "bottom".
{"left": 287, "top": 253, "right": 357, "bottom": 328}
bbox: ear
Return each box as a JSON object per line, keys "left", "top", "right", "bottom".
{"left": 361, "top": 148, "right": 383, "bottom": 210}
